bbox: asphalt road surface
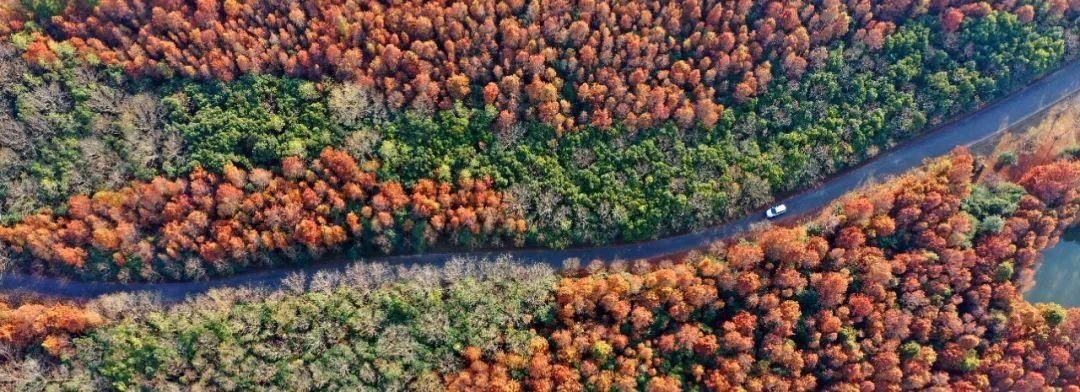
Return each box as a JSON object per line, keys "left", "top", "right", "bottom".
{"left": 6, "top": 59, "right": 1080, "bottom": 301}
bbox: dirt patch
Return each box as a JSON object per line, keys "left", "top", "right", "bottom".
{"left": 973, "top": 91, "right": 1080, "bottom": 178}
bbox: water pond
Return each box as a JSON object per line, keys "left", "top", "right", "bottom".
{"left": 1026, "top": 225, "right": 1080, "bottom": 307}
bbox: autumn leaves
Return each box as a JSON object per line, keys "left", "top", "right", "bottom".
{"left": 0, "top": 300, "right": 102, "bottom": 358}
{"left": 0, "top": 148, "right": 523, "bottom": 281}
{"left": 17, "top": 0, "right": 1064, "bottom": 135}
{"left": 447, "top": 150, "right": 1080, "bottom": 391}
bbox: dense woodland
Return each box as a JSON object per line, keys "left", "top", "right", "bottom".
{"left": 0, "top": 259, "right": 559, "bottom": 391}
{"left": 0, "top": 0, "right": 1078, "bottom": 390}
{"left": 448, "top": 149, "right": 1080, "bottom": 390}
{"left": 1, "top": 148, "right": 1077, "bottom": 390}
{"left": 0, "top": 0, "right": 1078, "bottom": 263}
{"left": 0, "top": 148, "right": 524, "bottom": 281}
{"left": 11, "top": 0, "right": 1080, "bottom": 133}
{"left": 0, "top": 298, "right": 102, "bottom": 358}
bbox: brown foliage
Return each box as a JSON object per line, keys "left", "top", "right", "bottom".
{"left": 1018, "top": 160, "right": 1080, "bottom": 207}
{"left": 942, "top": 7, "right": 966, "bottom": 32}
{"left": 0, "top": 148, "right": 524, "bottom": 280}
{"left": 0, "top": 300, "right": 103, "bottom": 357}
{"left": 448, "top": 149, "right": 1080, "bottom": 390}
{"left": 19, "top": 0, "right": 1053, "bottom": 133}
{"left": 0, "top": 0, "right": 27, "bottom": 34}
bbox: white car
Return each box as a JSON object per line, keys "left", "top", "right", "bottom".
{"left": 765, "top": 204, "right": 788, "bottom": 219}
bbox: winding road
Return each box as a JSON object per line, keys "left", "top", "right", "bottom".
{"left": 6, "top": 60, "right": 1080, "bottom": 301}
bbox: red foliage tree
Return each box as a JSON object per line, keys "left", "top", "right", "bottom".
{"left": 448, "top": 149, "right": 1080, "bottom": 390}
{"left": 1018, "top": 160, "right": 1080, "bottom": 207}
{"left": 942, "top": 8, "right": 966, "bottom": 32}
{"left": 20, "top": 0, "right": 1054, "bottom": 133}
{"left": 0, "top": 300, "right": 103, "bottom": 357}
{"left": 0, "top": 148, "right": 525, "bottom": 281}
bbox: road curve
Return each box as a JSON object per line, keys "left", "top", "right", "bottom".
{"left": 6, "top": 60, "right": 1080, "bottom": 301}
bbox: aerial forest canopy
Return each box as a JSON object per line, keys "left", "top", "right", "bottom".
{"left": 8, "top": 0, "right": 1074, "bottom": 132}
{"left": 5, "top": 148, "right": 1077, "bottom": 391}
{"left": 445, "top": 149, "right": 1080, "bottom": 391}
{"left": 0, "top": 0, "right": 1078, "bottom": 390}
{"left": 0, "top": 0, "right": 1078, "bottom": 281}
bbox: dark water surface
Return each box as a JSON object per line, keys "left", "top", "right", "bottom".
{"left": 1026, "top": 226, "right": 1080, "bottom": 307}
